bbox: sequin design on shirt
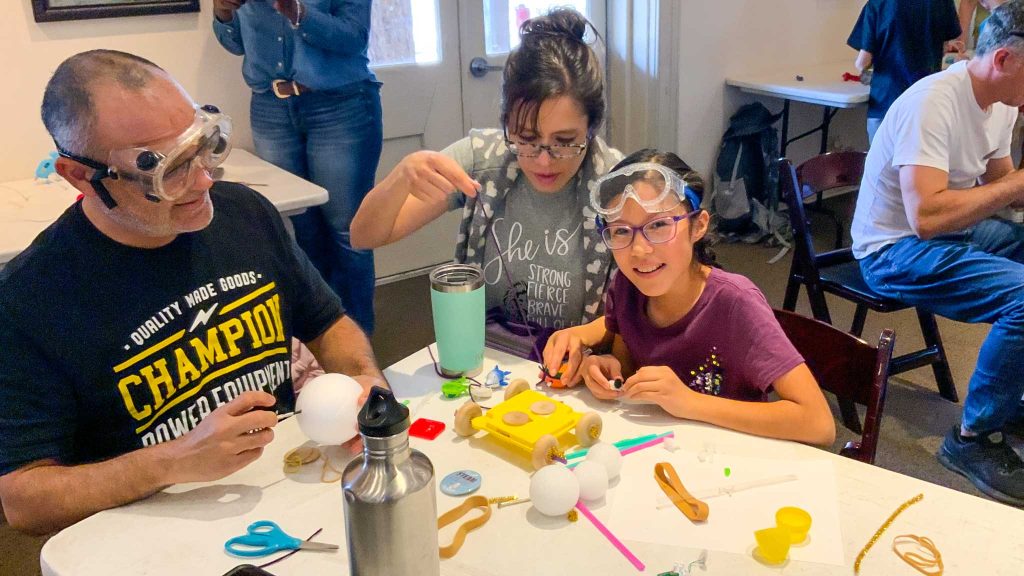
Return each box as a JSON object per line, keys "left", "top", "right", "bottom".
{"left": 686, "top": 348, "right": 723, "bottom": 396}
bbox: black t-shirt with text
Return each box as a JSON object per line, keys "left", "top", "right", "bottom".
{"left": 0, "top": 182, "right": 344, "bottom": 475}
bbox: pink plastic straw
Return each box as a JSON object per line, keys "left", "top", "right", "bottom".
{"left": 575, "top": 501, "right": 645, "bottom": 572}
{"left": 617, "top": 435, "right": 668, "bottom": 457}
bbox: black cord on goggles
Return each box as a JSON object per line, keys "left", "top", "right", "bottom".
{"left": 55, "top": 146, "right": 121, "bottom": 209}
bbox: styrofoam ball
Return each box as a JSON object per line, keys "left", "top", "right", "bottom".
{"left": 585, "top": 442, "right": 623, "bottom": 480}
{"left": 573, "top": 460, "right": 609, "bottom": 501}
{"left": 295, "top": 373, "right": 363, "bottom": 445}
{"left": 529, "top": 464, "right": 580, "bottom": 516}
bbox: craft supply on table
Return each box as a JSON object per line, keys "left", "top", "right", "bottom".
{"left": 656, "top": 550, "right": 708, "bottom": 576}
{"left": 342, "top": 387, "right": 440, "bottom": 576}
{"left": 437, "top": 495, "right": 493, "bottom": 558}
{"left": 572, "top": 460, "right": 609, "bottom": 501}
{"left": 441, "top": 470, "right": 482, "bottom": 496}
{"left": 409, "top": 417, "right": 446, "bottom": 440}
{"left": 224, "top": 521, "right": 338, "bottom": 558}
{"left": 530, "top": 464, "right": 580, "bottom": 516}
{"left": 565, "top": 431, "right": 674, "bottom": 460}
{"left": 484, "top": 365, "right": 511, "bottom": 388}
{"left": 575, "top": 501, "right": 645, "bottom": 572}
{"left": 892, "top": 534, "right": 943, "bottom": 576}
{"left": 751, "top": 505, "right": 813, "bottom": 564}
{"left": 655, "top": 462, "right": 709, "bottom": 523}
{"left": 295, "top": 373, "right": 362, "bottom": 445}
{"left": 577, "top": 441, "right": 622, "bottom": 478}
{"left": 853, "top": 493, "right": 924, "bottom": 574}
{"left": 610, "top": 450, "right": 844, "bottom": 566}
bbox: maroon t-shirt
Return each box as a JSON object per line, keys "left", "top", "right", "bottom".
{"left": 605, "top": 268, "right": 804, "bottom": 402}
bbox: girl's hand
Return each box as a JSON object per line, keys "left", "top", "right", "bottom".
{"left": 542, "top": 328, "right": 588, "bottom": 386}
{"left": 620, "top": 366, "right": 693, "bottom": 417}
{"left": 580, "top": 354, "right": 623, "bottom": 401}
{"left": 392, "top": 151, "right": 480, "bottom": 206}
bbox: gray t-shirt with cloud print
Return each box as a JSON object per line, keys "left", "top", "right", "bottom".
{"left": 443, "top": 137, "right": 586, "bottom": 329}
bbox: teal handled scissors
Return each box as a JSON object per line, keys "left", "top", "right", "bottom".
{"left": 224, "top": 521, "right": 339, "bottom": 558}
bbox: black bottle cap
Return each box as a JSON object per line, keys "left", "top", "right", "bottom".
{"left": 358, "top": 386, "right": 409, "bottom": 437}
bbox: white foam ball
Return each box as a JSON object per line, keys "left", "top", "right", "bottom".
{"left": 585, "top": 442, "right": 623, "bottom": 480}
{"left": 573, "top": 460, "right": 609, "bottom": 501}
{"left": 295, "top": 373, "right": 363, "bottom": 445}
{"left": 529, "top": 464, "right": 580, "bottom": 516}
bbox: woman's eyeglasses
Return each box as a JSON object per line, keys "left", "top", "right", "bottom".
{"left": 598, "top": 211, "right": 700, "bottom": 250}
{"left": 505, "top": 139, "right": 589, "bottom": 159}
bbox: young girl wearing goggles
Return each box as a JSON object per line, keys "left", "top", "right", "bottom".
{"left": 542, "top": 149, "right": 835, "bottom": 446}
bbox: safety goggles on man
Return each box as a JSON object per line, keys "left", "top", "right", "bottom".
{"left": 590, "top": 162, "right": 702, "bottom": 221}
{"left": 57, "top": 104, "right": 232, "bottom": 208}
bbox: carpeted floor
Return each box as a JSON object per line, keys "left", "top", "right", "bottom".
{"left": 2, "top": 202, "right": 1021, "bottom": 574}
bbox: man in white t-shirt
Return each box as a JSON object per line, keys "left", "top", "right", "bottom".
{"left": 852, "top": 1, "right": 1024, "bottom": 506}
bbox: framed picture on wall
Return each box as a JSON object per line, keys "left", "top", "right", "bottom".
{"left": 32, "top": 0, "right": 201, "bottom": 23}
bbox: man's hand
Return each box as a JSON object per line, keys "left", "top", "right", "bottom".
{"left": 579, "top": 354, "right": 623, "bottom": 401}
{"left": 620, "top": 366, "right": 692, "bottom": 417}
{"left": 352, "top": 374, "right": 389, "bottom": 403}
{"left": 213, "top": 0, "right": 245, "bottom": 23}
{"left": 273, "top": 0, "right": 302, "bottom": 25}
{"left": 163, "top": 391, "right": 277, "bottom": 484}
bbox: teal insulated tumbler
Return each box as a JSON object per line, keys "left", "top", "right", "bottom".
{"left": 429, "top": 263, "right": 485, "bottom": 377}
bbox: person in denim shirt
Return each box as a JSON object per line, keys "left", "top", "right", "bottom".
{"left": 213, "top": 0, "right": 383, "bottom": 334}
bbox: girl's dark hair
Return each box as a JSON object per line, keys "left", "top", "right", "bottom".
{"left": 501, "top": 8, "right": 604, "bottom": 137}
{"left": 612, "top": 149, "right": 718, "bottom": 268}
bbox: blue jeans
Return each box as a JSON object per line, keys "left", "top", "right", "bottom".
{"left": 251, "top": 82, "right": 383, "bottom": 334}
{"left": 867, "top": 117, "right": 883, "bottom": 146}
{"left": 860, "top": 219, "right": 1024, "bottom": 433}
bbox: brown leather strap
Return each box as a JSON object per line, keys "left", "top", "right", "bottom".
{"left": 437, "top": 495, "right": 492, "bottom": 559}
{"left": 654, "top": 462, "right": 709, "bottom": 522}
{"left": 271, "top": 79, "right": 312, "bottom": 98}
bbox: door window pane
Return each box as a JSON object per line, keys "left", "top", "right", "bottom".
{"left": 484, "top": 1, "right": 591, "bottom": 56}
{"left": 369, "top": 0, "right": 441, "bottom": 66}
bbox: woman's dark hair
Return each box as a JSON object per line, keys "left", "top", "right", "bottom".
{"left": 501, "top": 8, "right": 604, "bottom": 137}
{"left": 612, "top": 149, "right": 718, "bottom": 268}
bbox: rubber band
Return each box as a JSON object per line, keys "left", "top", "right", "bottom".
{"left": 892, "top": 534, "right": 943, "bottom": 576}
{"left": 282, "top": 446, "right": 345, "bottom": 483}
{"left": 437, "top": 495, "right": 492, "bottom": 558}
{"left": 654, "top": 462, "right": 709, "bottom": 522}
{"left": 853, "top": 493, "right": 923, "bottom": 574}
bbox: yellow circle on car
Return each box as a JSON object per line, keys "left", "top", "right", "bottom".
{"left": 530, "top": 401, "right": 557, "bottom": 415}
{"left": 502, "top": 411, "right": 531, "bottom": 426}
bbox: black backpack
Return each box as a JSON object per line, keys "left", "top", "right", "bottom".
{"left": 710, "top": 103, "right": 783, "bottom": 240}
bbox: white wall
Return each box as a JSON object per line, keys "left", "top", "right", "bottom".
{"left": 2, "top": 2, "right": 252, "bottom": 182}
{"left": 676, "top": 0, "right": 867, "bottom": 178}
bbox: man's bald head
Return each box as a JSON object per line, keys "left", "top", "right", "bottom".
{"left": 41, "top": 50, "right": 165, "bottom": 158}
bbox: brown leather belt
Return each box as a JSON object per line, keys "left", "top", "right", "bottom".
{"left": 272, "top": 79, "right": 311, "bottom": 98}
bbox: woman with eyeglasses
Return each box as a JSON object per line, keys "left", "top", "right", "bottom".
{"left": 352, "top": 8, "right": 621, "bottom": 331}
{"left": 541, "top": 150, "right": 836, "bottom": 446}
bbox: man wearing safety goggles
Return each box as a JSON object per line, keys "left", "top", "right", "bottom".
{"left": 0, "top": 50, "right": 386, "bottom": 535}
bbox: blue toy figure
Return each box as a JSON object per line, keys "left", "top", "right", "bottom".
{"left": 484, "top": 365, "right": 511, "bottom": 389}
{"left": 35, "top": 151, "right": 59, "bottom": 180}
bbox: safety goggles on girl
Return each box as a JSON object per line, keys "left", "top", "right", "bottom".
{"left": 590, "top": 161, "right": 702, "bottom": 221}
{"left": 57, "top": 104, "right": 233, "bottom": 208}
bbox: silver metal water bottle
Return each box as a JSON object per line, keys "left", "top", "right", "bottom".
{"left": 342, "top": 386, "right": 439, "bottom": 576}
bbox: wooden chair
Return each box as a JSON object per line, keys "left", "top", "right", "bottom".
{"left": 779, "top": 155, "right": 958, "bottom": 434}
{"left": 774, "top": 309, "right": 895, "bottom": 464}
